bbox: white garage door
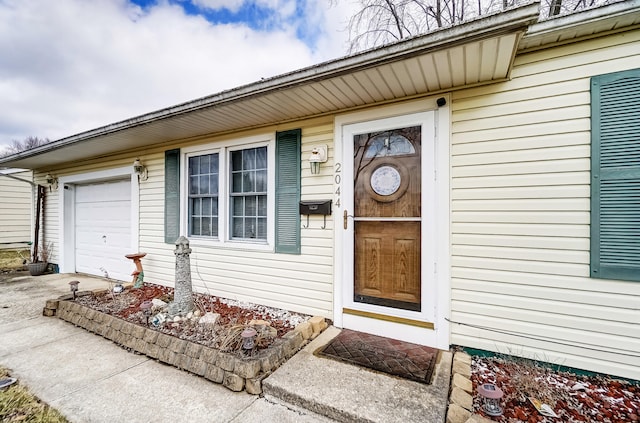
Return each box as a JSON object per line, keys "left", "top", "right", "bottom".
{"left": 75, "top": 180, "right": 132, "bottom": 281}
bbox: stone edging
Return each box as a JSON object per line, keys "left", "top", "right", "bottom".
{"left": 43, "top": 296, "right": 328, "bottom": 395}
{"left": 447, "top": 351, "right": 494, "bottom": 423}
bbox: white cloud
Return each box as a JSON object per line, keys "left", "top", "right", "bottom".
{"left": 191, "top": 0, "right": 245, "bottom": 12}
{"left": 0, "top": 0, "right": 356, "bottom": 147}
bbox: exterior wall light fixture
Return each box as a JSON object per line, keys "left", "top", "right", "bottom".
{"left": 133, "top": 158, "right": 148, "bottom": 181}
{"left": 45, "top": 173, "right": 58, "bottom": 191}
{"left": 309, "top": 145, "right": 328, "bottom": 175}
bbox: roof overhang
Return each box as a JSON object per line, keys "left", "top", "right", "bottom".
{"left": 520, "top": 0, "right": 640, "bottom": 52}
{"left": 1, "top": 2, "right": 541, "bottom": 169}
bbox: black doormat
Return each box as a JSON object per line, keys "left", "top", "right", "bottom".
{"left": 317, "top": 329, "right": 438, "bottom": 384}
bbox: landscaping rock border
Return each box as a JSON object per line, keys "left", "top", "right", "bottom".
{"left": 43, "top": 294, "right": 327, "bottom": 395}
{"left": 446, "top": 351, "right": 494, "bottom": 423}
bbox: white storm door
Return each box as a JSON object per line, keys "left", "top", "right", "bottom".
{"left": 340, "top": 111, "right": 438, "bottom": 345}
{"left": 74, "top": 180, "right": 132, "bottom": 281}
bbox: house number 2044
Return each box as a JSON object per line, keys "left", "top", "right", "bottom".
{"left": 334, "top": 162, "right": 341, "bottom": 208}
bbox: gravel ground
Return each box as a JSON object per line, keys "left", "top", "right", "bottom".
{"left": 472, "top": 355, "right": 639, "bottom": 423}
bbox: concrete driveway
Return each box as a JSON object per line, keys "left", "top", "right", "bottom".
{"left": 0, "top": 272, "right": 333, "bottom": 423}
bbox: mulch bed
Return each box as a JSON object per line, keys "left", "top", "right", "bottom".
{"left": 472, "top": 355, "right": 639, "bottom": 422}
{"left": 75, "top": 282, "right": 310, "bottom": 351}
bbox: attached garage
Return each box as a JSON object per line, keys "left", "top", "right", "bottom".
{"left": 74, "top": 180, "right": 132, "bottom": 281}
{"left": 58, "top": 168, "right": 139, "bottom": 282}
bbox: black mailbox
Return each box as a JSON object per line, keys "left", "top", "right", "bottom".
{"left": 299, "top": 200, "right": 332, "bottom": 215}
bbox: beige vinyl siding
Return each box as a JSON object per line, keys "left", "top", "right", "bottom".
{"left": 138, "top": 118, "right": 335, "bottom": 318}
{"left": 37, "top": 118, "right": 335, "bottom": 318}
{"left": 450, "top": 30, "right": 640, "bottom": 380}
{"left": 0, "top": 170, "right": 32, "bottom": 246}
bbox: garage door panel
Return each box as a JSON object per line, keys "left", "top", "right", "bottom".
{"left": 76, "top": 181, "right": 130, "bottom": 203}
{"left": 74, "top": 180, "right": 132, "bottom": 281}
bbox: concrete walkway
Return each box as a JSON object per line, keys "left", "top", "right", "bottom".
{"left": 0, "top": 272, "right": 450, "bottom": 422}
{"left": 264, "top": 327, "right": 451, "bottom": 422}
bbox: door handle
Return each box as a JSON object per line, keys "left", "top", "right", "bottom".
{"left": 343, "top": 210, "right": 355, "bottom": 229}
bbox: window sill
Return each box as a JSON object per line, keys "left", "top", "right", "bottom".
{"left": 187, "top": 237, "right": 274, "bottom": 253}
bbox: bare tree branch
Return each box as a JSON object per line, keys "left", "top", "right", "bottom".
{"left": 1, "top": 136, "right": 50, "bottom": 157}
{"left": 344, "top": 0, "right": 619, "bottom": 53}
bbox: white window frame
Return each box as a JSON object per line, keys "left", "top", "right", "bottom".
{"left": 181, "top": 134, "right": 276, "bottom": 251}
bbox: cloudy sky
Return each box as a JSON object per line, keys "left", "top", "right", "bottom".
{"left": 0, "top": 0, "right": 358, "bottom": 153}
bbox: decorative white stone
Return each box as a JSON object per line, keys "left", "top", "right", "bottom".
{"left": 198, "top": 312, "right": 220, "bottom": 326}
{"left": 254, "top": 324, "right": 277, "bottom": 338}
{"left": 193, "top": 310, "right": 202, "bottom": 317}
{"left": 151, "top": 298, "right": 167, "bottom": 308}
{"left": 186, "top": 311, "right": 193, "bottom": 320}
{"left": 173, "top": 315, "right": 182, "bottom": 323}
{"left": 571, "top": 382, "right": 588, "bottom": 391}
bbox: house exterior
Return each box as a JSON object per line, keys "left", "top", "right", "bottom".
{"left": 1, "top": 1, "right": 638, "bottom": 381}
{"left": 0, "top": 169, "right": 32, "bottom": 249}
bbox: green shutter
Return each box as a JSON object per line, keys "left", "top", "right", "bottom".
{"left": 165, "top": 148, "right": 181, "bottom": 244}
{"left": 275, "top": 129, "right": 301, "bottom": 254}
{"left": 590, "top": 68, "right": 640, "bottom": 282}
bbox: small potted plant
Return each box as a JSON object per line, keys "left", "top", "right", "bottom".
{"left": 27, "top": 242, "right": 52, "bottom": 276}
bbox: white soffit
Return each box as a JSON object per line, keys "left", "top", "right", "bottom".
{"left": 1, "top": 3, "right": 540, "bottom": 170}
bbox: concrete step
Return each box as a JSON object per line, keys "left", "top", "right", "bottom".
{"left": 262, "top": 326, "right": 452, "bottom": 423}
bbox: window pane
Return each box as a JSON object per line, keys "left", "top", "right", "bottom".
{"left": 258, "top": 196, "right": 267, "bottom": 216}
{"left": 245, "top": 218, "right": 257, "bottom": 238}
{"left": 210, "top": 174, "right": 218, "bottom": 194}
{"left": 212, "top": 198, "right": 218, "bottom": 216}
{"left": 232, "top": 172, "right": 242, "bottom": 193}
{"left": 243, "top": 171, "right": 254, "bottom": 193}
{"left": 232, "top": 151, "right": 242, "bottom": 171}
{"left": 199, "top": 176, "right": 208, "bottom": 194}
{"left": 191, "top": 217, "right": 201, "bottom": 236}
{"left": 245, "top": 196, "right": 257, "bottom": 216}
{"left": 243, "top": 149, "right": 256, "bottom": 170}
{"left": 255, "top": 170, "right": 267, "bottom": 192}
{"left": 189, "top": 198, "right": 196, "bottom": 215}
{"left": 233, "top": 197, "right": 244, "bottom": 215}
{"left": 210, "top": 156, "right": 219, "bottom": 173}
{"left": 256, "top": 147, "right": 267, "bottom": 169}
{"left": 203, "top": 197, "right": 211, "bottom": 215}
{"left": 258, "top": 218, "right": 267, "bottom": 239}
{"left": 211, "top": 220, "right": 218, "bottom": 237}
{"left": 202, "top": 217, "right": 211, "bottom": 236}
{"left": 200, "top": 155, "right": 210, "bottom": 173}
{"left": 233, "top": 218, "right": 243, "bottom": 238}
{"left": 189, "top": 156, "right": 199, "bottom": 174}
{"left": 190, "top": 176, "right": 199, "bottom": 195}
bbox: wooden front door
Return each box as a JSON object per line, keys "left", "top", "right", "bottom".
{"left": 353, "top": 126, "right": 422, "bottom": 311}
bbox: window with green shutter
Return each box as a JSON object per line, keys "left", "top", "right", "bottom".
{"left": 590, "top": 68, "right": 640, "bottom": 282}
{"left": 169, "top": 131, "right": 301, "bottom": 253}
{"left": 275, "top": 129, "right": 301, "bottom": 254}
